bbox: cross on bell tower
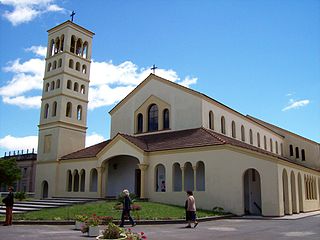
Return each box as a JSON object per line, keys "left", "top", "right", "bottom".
{"left": 151, "top": 64, "right": 158, "bottom": 74}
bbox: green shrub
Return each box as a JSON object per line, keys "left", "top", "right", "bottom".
{"left": 14, "top": 191, "right": 26, "bottom": 201}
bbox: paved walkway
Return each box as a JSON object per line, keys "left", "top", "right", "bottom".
{"left": 0, "top": 214, "right": 319, "bottom": 240}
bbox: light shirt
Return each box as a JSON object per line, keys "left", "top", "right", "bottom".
{"left": 187, "top": 195, "right": 196, "bottom": 211}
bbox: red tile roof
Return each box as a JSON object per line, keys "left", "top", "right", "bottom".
{"left": 59, "top": 128, "right": 319, "bottom": 172}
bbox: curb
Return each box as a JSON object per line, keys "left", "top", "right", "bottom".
{"left": 0, "top": 214, "right": 234, "bottom": 225}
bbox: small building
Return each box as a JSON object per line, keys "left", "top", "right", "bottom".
{"left": 0, "top": 150, "right": 37, "bottom": 193}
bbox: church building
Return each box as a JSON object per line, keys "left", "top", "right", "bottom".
{"left": 35, "top": 20, "right": 320, "bottom": 217}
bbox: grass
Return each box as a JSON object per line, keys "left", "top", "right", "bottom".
{"left": 3, "top": 201, "right": 223, "bottom": 221}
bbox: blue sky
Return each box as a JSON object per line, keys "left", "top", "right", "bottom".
{"left": 0, "top": 0, "right": 319, "bottom": 156}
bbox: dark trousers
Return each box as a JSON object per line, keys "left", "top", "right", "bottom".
{"left": 5, "top": 207, "right": 13, "bottom": 225}
{"left": 120, "top": 210, "right": 135, "bottom": 226}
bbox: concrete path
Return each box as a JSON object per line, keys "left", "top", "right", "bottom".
{"left": 0, "top": 214, "right": 319, "bottom": 240}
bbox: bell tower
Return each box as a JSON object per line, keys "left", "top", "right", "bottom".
{"left": 37, "top": 21, "right": 94, "bottom": 162}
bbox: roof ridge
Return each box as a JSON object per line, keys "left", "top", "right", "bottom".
{"left": 201, "top": 127, "right": 227, "bottom": 144}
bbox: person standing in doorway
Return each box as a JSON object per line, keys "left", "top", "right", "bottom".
{"left": 185, "top": 190, "right": 198, "bottom": 228}
{"left": 2, "top": 186, "right": 14, "bottom": 226}
{"left": 119, "top": 189, "right": 136, "bottom": 227}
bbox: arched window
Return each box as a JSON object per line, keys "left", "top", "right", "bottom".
{"left": 77, "top": 105, "right": 82, "bottom": 120}
{"left": 257, "top": 132, "right": 261, "bottom": 147}
{"left": 80, "top": 169, "right": 85, "bottom": 192}
{"left": 172, "top": 163, "right": 182, "bottom": 192}
{"left": 264, "top": 136, "right": 267, "bottom": 150}
{"left": 209, "top": 111, "right": 214, "bottom": 130}
{"left": 82, "top": 64, "right": 87, "bottom": 74}
{"left": 50, "top": 81, "right": 55, "bottom": 90}
{"left": 52, "top": 60, "right": 57, "bottom": 70}
{"left": 155, "top": 164, "right": 166, "bottom": 192}
{"left": 82, "top": 41, "right": 88, "bottom": 59}
{"left": 301, "top": 149, "right": 305, "bottom": 161}
{"left": 295, "top": 147, "right": 299, "bottom": 159}
{"left": 56, "top": 79, "right": 60, "bottom": 88}
{"left": 74, "top": 82, "right": 79, "bottom": 92}
{"left": 70, "top": 35, "right": 76, "bottom": 53}
{"left": 231, "top": 121, "right": 236, "bottom": 138}
{"left": 80, "top": 85, "right": 85, "bottom": 94}
{"left": 137, "top": 113, "right": 143, "bottom": 133}
{"left": 47, "top": 62, "right": 52, "bottom": 72}
{"left": 73, "top": 170, "right": 79, "bottom": 192}
{"left": 45, "top": 83, "right": 49, "bottom": 92}
{"left": 67, "top": 80, "right": 72, "bottom": 89}
{"left": 148, "top": 104, "right": 158, "bottom": 132}
{"left": 58, "top": 58, "right": 62, "bottom": 68}
{"left": 270, "top": 139, "right": 273, "bottom": 152}
{"left": 163, "top": 109, "right": 170, "bottom": 129}
{"left": 50, "top": 39, "right": 55, "bottom": 56}
{"left": 76, "top": 62, "right": 80, "bottom": 71}
{"left": 249, "top": 129, "right": 253, "bottom": 145}
{"left": 52, "top": 101, "right": 57, "bottom": 117}
{"left": 60, "top": 34, "right": 64, "bottom": 51}
{"left": 67, "top": 170, "right": 72, "bottom": 192}
{"left": 184, "top": 162, "right": 194, "bottom": 191}
{"left": 69, "top": 59, "right": 74, "bottom": 68}
{"left": 196, "top": 161, "right": 205, "bottom": 191}
{"left": 221, "top": 116, "right": 226, "bottom": 134}
{"left": 54, "top": 37, "right": 60, "bottom": 54}
{"left": 76, "top": 39, "right": 82, "bottom": 56}
{"left": 289, "top": 144, "right": 293, "bottom": 156}
{"left": 66, "top": 102, "right": 72, "bottom": 118}
{"left": 44, "top": 104, "right": 49, "bottom": 119}
{"left": 241, "top": 125, "right": 245, "bottom": 142}
{"left": 90, "top": 168, "right": 98, "bottom": 192}
{"left": 281, "top": 143, "right": 284, "bottom": 156}
{"left": 275, "top": 141, "right": 278, "bottom": 154}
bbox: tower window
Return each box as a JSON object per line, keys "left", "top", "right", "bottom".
{"left": 47, "top": 62, "right": 52, "bottom": 72}
{"left": 50, "top": 39, "right": 55, "bottom": 56}
{"left": 77, "top": 105, "right": 82, "bottom": 120}
{"left": 54, "top": 37, "right": 60, "bottom": 54}
{"left": 80, "top": 85, "right": 85, "bottom": 94}
{"left": 163, "top": 109, "right": 170, "bottom": 129}
{"left": 56, "top": 79, "right": 60, "bottom": 88}
{"left": 66, "top": 102, "right": 72, "bottom": 118}
{"left": 53, "top": 60, "right": 57, "bottom": 70}
{"left": 301, "top": 149, "right": 306, "bottom": 161}
{"left": 76, "top": 62, "right": 80, "bottom": 71}
{"left": 50, "top": 81, "right": 55, "bottom": 90}
{"left": 69, "top": 59, "right": 74, "bottom": 69}
{"left": 58, "top": 58, "right": 62, "bottom": 68}
{"left": 82, "top": 42, "right": 88, "bottom": 59}
{"left": 74, "top": 82, "right": 79, "bottom": 92}
{"left": 70, "top": 35, "right": 76, "bottom": 53}
{"left": 60, "top": 34, "right": 64, "bottom": 51}
{"left": 52, "top": 101, "right": 57, "bottom": 117}
{"left": 249, "top": 129, "right": 253, "bottom": 144}
{"left": 76, "top": 39, "right": 82, "bottom": 56}
{"left": 257, "top": 132, "right": 260, "bottom": 147}
{"left": 82, "top": 65, "right": 87, "bottom": 74}
{"left": 45, "top": 83, "right": 50, "bottom": 92}
{"left": 67, "top": 80, "right": 72, "bottom": 89}
{"left": 44, "top": 104, "right": 49, "bottom": 119}
{"left": 295, "top": 147, "right": 299, "bottom": 159}
{"left": 148, "top": 104, "right": 158, "bottom": 132}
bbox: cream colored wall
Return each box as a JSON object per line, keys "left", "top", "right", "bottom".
{"left": 110, "top": 78, "right": 203, "bottom": 138}
{"left": 145, "top": 147, "right": 281, "bottom": 216}
{"left": 35, "top": 162, "right": 57, "bottom": 198}
{"left": 202, "top": 100, "right": 284, "bottom": 156}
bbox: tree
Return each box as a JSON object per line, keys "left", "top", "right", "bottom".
{"left": 0, "top": 158, "right": 21, "bottom": 186}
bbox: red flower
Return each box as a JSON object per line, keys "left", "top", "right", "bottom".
{"left": 142, "top": 236, "right": 147, "bottom": 239}
{"left": 140, "top": 232, "right": 144, "bottom": 235}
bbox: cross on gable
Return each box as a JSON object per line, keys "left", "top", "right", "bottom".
{"left": 70, "top": 11, "right": 76, "bottom": 22}
{"left": 151, "top": 64, "right": 158, "bottom": 74}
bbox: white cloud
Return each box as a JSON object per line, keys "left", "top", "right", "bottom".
{"left": 0, "top": 135, "right": 38, "bottom": 152}
{"left": 25, "top": 46, "right": 47, "bottom": 57}
{"left": 0, "top": 133, "right": 106, "bottom": 153}
{"left": 1, "top": 0, "right": 64, "bottom": 26}
{"left": 0, "top": 46, "right": 198, "bottom": 109}
{"left": 282, "top": 99, "right": 310, "bottom": 111}
{"left": 85, "top": 133, "right": 106, "bottom": 147}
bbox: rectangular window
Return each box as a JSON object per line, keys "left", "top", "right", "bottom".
{"left": 44, "top": 134, "right": 52, "bottom": 153}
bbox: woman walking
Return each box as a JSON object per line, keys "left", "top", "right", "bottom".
{"left": 185, "top": 190, "right": 198, "bottom": 228}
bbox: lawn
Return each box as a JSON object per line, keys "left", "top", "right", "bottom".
{"left": 3, "top": 201, "right": 222, "bottom": 221}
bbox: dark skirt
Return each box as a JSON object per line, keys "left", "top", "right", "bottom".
{"left": 186, "top": 211, "right": 196, "bottom": 221}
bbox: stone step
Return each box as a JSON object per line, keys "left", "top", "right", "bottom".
{"left": 0, "top": 206, "right": 41, "bottom": 211}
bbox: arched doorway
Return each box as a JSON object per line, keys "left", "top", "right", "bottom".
{"left": 290, "top": 171, "right": 297, "bottom": 213}
{"left": 41, "top": 180, "right": 49, "bottom": 199}
{"left": 282, "top": 169, "right": 290, "bottom": 215}
{"left": 155, "top": 164, "right": 166, "bottom": 192}
{"left": 243, "top": 168, "right": 262, "bottom": 215}
{"left": 105, "top": 155, "right": 140, "bottom": 197}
